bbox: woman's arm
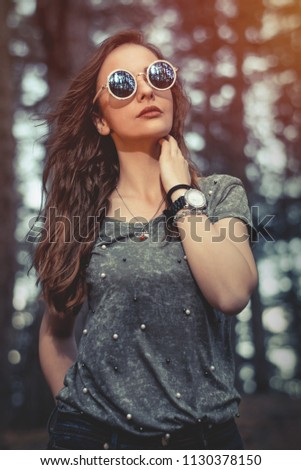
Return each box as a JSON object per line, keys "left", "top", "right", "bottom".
{"left": 175, "top": 212, "right": 258, "bottom": 315}
{"left": 159, "top": 136, "right": 258, "bottom": 315}
{"left": 39, "top": 309, "right": 78, "bottom": 398}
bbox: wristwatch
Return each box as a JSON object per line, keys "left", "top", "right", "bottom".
{"left": 166, "top": 188, "right": 207, "bottom": 218}
{"left": 183, "top": 188, "right": 207, "bottom": 210}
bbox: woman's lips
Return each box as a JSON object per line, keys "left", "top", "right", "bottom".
{"left": 137, "top": 106, "right": 163, "bottom": 118}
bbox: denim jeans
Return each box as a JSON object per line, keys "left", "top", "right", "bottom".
{"left": 47, "top": 407, "right": 244, "bottom": 450}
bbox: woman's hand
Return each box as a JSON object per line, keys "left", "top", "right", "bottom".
{"left": 39, "top": 310, "right": 77, "bottom": 399}
{"left": 159, "top": 135, "right": 191, "bottom": 194}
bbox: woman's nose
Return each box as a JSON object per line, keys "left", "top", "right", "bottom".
{"left": 136, "top": 75, "right": 154, "bottom": 101}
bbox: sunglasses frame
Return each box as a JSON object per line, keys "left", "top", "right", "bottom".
{"left": 92, "top": 60, "right": 178, "bottom": 104}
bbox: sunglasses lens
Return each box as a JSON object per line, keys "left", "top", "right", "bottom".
{"left": 148, "top": 61, "right": 176, "bottom": 90}
{"left": 108, "top": 70, "right": 136, "bottom": 98}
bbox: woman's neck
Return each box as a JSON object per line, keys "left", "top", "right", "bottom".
{"left": 116, "top": 146, "right": 165, "bottom": 201}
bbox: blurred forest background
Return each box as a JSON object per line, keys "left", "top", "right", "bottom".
{"left": 0, "top": 0, "right": 301, "bottom": 450}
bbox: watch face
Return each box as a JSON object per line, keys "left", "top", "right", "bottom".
{"left": 185, "top": 189, "right": 207, "bottom": 208}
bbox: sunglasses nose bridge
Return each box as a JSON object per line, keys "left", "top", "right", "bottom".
{"left": 136, "top": 72, "right": 147, "bottom": 78}
{"left": 135, "top": 72, "right": 154, "bottom": 95}
{"left": 136, "top": 72, "right": 150, "bottom": 86}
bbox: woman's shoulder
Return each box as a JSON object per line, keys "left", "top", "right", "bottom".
{"left": 197, "top": 173, "right": 244, "bottom": 190}
{"left": 197, "top": 173, "right": 249, "bottom": 209}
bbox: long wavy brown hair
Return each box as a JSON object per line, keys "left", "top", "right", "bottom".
{"left": 32, "top": 30, "right": 200, "bottom": 317}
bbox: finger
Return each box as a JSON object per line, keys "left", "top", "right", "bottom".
{"left": 159, "top": 137, "right": 169, "bottom": 146}
{"left": 159, "top": 140, "right": 170, "bottom": 157}
{"left": 167, "top": 135, "right": 179, "bottom": 148}
{"left": 166, "top": 135, "right": 177, "bottom": 146}
{"left": 166, "top": 136, "right": 181, "bottom": 156}
{"left": 158, "top": 139, "right": 171, "bottom": 160}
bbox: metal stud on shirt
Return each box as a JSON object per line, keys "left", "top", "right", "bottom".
{"left": 126, "top": 413, "right": 132, "bottom": 420}
{"left": 101, "top": 245, "right": 107, "bottom": 250}
{"left": 103, "top": 442, "right": 109, "bottom": 449}
{"left": 100, "top": 272, "right": 106, "bottom": 279}
{"left": 140, "top": 324, "right": 146, "bottom": 331}
{"left": 83, "top": 329, "right": 88, "bottom": 335}
{"left": 83, "top": 387, "right": 88, "bottom": 394}
{"left": 176, "top": 392, "right": 181, "bottom": 398}
{"left": 112, "top": 333, "right": 119, "bottom": 340}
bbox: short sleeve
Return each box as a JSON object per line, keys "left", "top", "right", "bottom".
{"left": 199, "top": 174, "right": 257, "bottom": 247}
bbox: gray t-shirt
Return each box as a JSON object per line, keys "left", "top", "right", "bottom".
{"left": 56, "top": 174, "right": 256, "bottom": 436}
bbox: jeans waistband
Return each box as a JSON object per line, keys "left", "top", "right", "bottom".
{"left": 48, "top": 407, "right": 237, "bottom": 450}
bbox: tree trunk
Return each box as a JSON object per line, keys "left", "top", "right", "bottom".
{"left": 0, "top": 0, "right": 18, "bottom": 438}
{"left": 250, "top": 285, "right": 270, "bottom": 391}
{"left": 35, "top": 0, "right": 92, "bottom": 101}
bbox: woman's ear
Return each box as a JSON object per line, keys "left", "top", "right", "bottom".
{"left": 92, "top": 113, "right": 111, "bottom": 136}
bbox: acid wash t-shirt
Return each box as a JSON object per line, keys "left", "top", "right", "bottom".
{"left": 56, "top": 174, "right": 256, "bottom": 437}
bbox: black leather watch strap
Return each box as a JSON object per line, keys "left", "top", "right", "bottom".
{"left": 171, "top": 196, "right": 186, "bottom": 216}
{"left": 164, "top": 195, "right": 187, "bottom": 218}
{"left": 166, "top": 184, "right": 191, "bottom": 205}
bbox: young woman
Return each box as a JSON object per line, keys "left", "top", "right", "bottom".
{"left": 34, "top": 30, "right": 258, "bottom": 450}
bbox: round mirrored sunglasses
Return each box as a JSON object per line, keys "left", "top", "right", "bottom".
{"left": 93, "top": 60, "right": 178, "bottom": 104}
